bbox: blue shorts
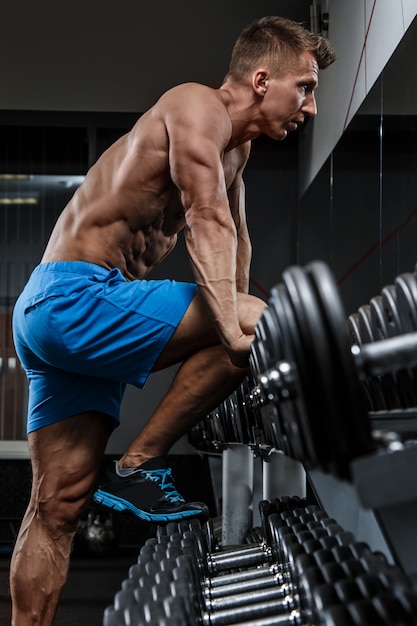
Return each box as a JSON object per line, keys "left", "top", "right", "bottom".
{"left": 12, "top": 262, "right": 198, "bottom": 434}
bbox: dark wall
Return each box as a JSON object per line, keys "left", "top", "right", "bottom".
{"left": 298, "top": 113, "right": 417, "bottom": 317}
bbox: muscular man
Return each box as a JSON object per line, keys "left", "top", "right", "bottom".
{"left": 10, "top": 16, "right": 335, "bottom": 626}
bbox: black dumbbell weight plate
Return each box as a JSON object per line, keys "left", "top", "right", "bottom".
{"left": 252, "top": 310, "right": 295, "bottom": 452}
{"left": 347, "top": 313, "right": 376, "bottom": 411}
{"left": 384, "top": 282, "right": 417, "bottom": 403}
{"left": 280, "top": 263, "right": 341, "bottom": 475}
{"left": 395, "top": 273, "right": 417, "bottom": 332}
{"left": 370, "top": 296, "right": 389, "bottom": 341}
{"left": 282, "top": 261, "right": 372, "bottom": 479}
{"left": 381, "top": 285, "right": 402, "bottom": 336}
{"left": 347, "top": 313, "right": 362, "bottom": 347}
{"left": 271, "top": 278, "right": 330, "bottom": 471}
{"left": 268, "top": 284, "right": 320, "bottom": 466}
{"left": 306, "top": 261, "right": 375, "bottom": 475}
{"left": 357, "top": 304, "right": 375, "bottom": 343}
{"left": 369, "top": 296, "right": 405, "bottom": 408}
{"left": 355, "top": 304, "right": 388, "bottom": 411}
{"left": 385, "top": 276, "right": 417, "bottom": 406}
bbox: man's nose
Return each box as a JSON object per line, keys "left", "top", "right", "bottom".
{"left": 302, "top": 92, "right": 317, "bottom": 118}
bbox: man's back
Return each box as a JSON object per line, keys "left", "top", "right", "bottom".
{"left": 41, "top": 83, "right": 236, "bottom": 280}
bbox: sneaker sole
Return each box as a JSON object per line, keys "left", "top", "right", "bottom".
{"left": 93, "top": 489, "right": 205, "bottom": 522}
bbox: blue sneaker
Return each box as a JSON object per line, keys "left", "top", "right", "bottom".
{"left": 93, "top": 457, "right": 209, "bottom": 522}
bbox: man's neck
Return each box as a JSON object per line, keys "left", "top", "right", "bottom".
{"left": 218, "top": 81, "right": 263, "bottom": 145}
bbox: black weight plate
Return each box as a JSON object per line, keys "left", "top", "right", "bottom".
{"left": 254, "top": 305, "right": 295, "bottom": 453}
{"left": 209, "top": 406, "right": 227, "bottom": 445}
{"left": 282, "top": 262, "right": 372, "bottom": 478}
{"left": 250, "top": 322, "right": 264, "bottom": 375}
{"left": 252, "top": 293, "right": 294, "bottom": 454}
{"left": 357, "top": 304, "right": 376, "bottom": 343}
{"left": 391, "top": 275, "right": 417, "bottom": 406}
{"left": 250, "top": 341, "right": 285, "bottom": 450}
{"left": 306, "top": 261, "right": 374, "bottom": 475}
{"left": 357, "top": 304, "right": 389, "bottom": 410}
{"left": 348, "top": 313, "right": 362, "bottom": 347}
{"left": 230, "top": 384, "right": 248, "bottom": 444}
{"left": 381, "top": 285, "right": 403, "bottom": 337}
{"left": 347, "top": 314, "right": 375, "bottom": 411}
{"left": 222, "top": 392, "right": 242, "bottom": 443}
{"left": 256, "top": 338, "right": 273, "bottom": 378}
{"left": 235, "top": 379, "right": 257, "bottom": 445}
{"left": 263, "top": 289, "right": 308, "bottom": 462}
{"left": 381, "top": 284, "right": 417, "bottom": 408}
{"left": 369, "top": 296, "right": 404, "bottom": 409}
{"left": 261, "top": 304, "right": 285, "bottom": 363}
{"left": 278, "top": 267, "right": 335, "bottom": 473}
{"left": 269, "top": 284, "right": 320, "bottom": 467}
{"left": 254, "top": 305, "right": 281, "bottom": 364}
{"left": 370, "top": 296, "right": 389, "bottom": 341}
{"left": 282, "top": 263, "right": 345, "bottom": 475}
{"left": 395, "top": 273, "right": 417, "bottom": 332}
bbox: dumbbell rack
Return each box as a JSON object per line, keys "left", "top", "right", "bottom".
{"left": 103, "top": 499, "right": 417, "bottom": 625}
{"left": 200, "top": 262, "right": 417, "bottom": 570}
{"left": 103, "top": 260, "right": 417, "bottom": 624}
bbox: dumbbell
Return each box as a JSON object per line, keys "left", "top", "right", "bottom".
{"left": 163, "top": 512, "right": 398, "bottom": 623}
{"left": 105, "top": 504, "right": 417, "bottom": 626}
{"left": 104, "top": 510, "right": 291, "bottom": 625}
{"left": 348, "top": 279, "right": 417, "bottom": 411}
{"left": 168, "top": 518, "right": 410, "bottom": 625}
{"left": 190, "top": 374, "right": 265, "bottom": 453}
{"left": 249, "top": 261, "right": 417, "bottom": 479}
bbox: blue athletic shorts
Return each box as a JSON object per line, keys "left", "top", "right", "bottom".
{"left": 12, "top": 261, "right": 198, "bottom": 434}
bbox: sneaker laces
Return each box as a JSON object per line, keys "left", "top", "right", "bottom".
{"left": 145, "top": 468, "right": 185, "bottom": 503}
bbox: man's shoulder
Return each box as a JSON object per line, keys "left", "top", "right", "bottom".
{"left": 160, "top": 83, "right": 225, "bottom": 109}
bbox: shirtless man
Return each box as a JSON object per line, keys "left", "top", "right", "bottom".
{"left": 10, "top": 16, "right": 335, "bottom": 626}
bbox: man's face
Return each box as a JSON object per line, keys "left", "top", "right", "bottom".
{"left": 258, "top": 51, "right": 319, "bottom": 140}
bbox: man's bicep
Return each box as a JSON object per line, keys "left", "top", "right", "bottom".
{"left": 165, "top": 103, "right": 230, "bottom": 207}
{"left": 170, "top": 137, "right": 227, "bottom": 211}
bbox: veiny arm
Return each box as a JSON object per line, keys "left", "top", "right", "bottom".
{"left": 165, "top": 85, "right": 253, "bottom": 365}
{"left": 227, "top": 146, "right": 252, "bottom": 294}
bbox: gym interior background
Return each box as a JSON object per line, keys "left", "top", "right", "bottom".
{"left": 1, "top": 0, "right": 417, "bottom": 624}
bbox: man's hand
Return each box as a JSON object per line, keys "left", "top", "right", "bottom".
{"left": 227, "top": 333, "right": 255, "bottom": 368}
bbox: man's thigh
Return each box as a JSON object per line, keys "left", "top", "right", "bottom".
{"left": 152, "top": 291, "right": 220, "bottom": 370}
{"left": 153, "top": 290, "right": 266, "bottom": 371}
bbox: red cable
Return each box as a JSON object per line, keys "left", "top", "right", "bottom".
{"left": 337, "top": 205, "right": 417, "bottom": 285}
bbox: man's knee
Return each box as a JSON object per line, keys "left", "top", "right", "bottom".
{"left": 30, "top": 469, "right": 96, "bottom": 535}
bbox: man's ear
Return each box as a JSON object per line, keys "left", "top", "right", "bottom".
{"left": 252, "top": 69, "right": 269, "bottom": 96}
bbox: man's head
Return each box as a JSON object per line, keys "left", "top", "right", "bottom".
{"left": 222, "top": 16, "right": 335, "bottom": 141}
{"left": 226, "top": 16, "right": 335, "bottom": 83}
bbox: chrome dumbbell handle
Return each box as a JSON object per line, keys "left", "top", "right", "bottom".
{"left": 203, "top": 593, "right": 299, "bottom": 626}
{"left": 205, "top": 568, "right": 287, "bottom": 599}
{"left": 204, "top": 563, "right": 285, "bottom": 590}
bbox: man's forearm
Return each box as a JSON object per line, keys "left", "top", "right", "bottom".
{"left": 184, "top": 214, "right": 243, "bottom": 349}
{"left": 236, "top": 232, "right": 252, "bottom": 293}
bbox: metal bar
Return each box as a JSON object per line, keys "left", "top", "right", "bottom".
{"left": 353, "top": 331, "right": 417, "bottom": 376}
{"left": 222, "top": 445, "right": 254, "bottom": 545}
{"left": 206, "top": 583, "right": 292, "bottom": 612}
{"left": 263, "top": 453, "right": 306, "bottom": 500}
{"left": 205, "top": 563, "right": 282, "bottom": 589}
{"left": 208, "top": 547, "right": 272, "bottom": 574}
{"left": 204, "top": 594, "right": 297, "bottom": 626}
{"left": 206, "top": 572, "right": 282, "bottom": 599}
